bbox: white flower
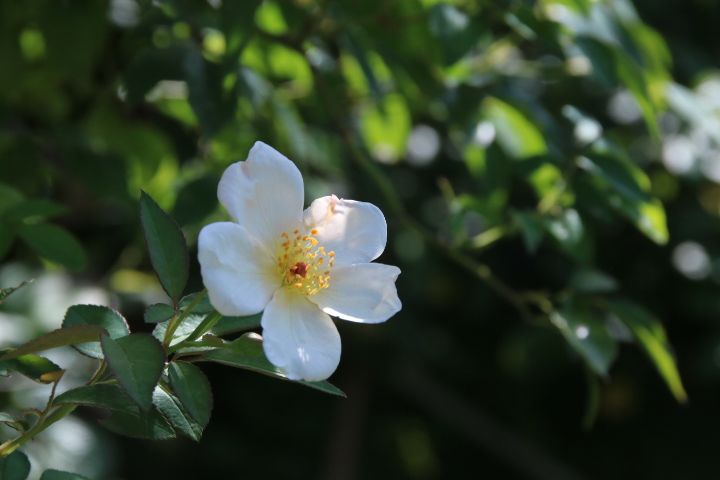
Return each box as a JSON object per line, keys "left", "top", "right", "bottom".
{"left": 198, "top": 141, "right": 402, "bottom": 381}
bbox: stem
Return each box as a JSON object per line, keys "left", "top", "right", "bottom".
{"left": 168, "top": 311, "right": 223, "bottom": 355}
{"left": 163, "top": 290, "right": 207, "bottom": 349}
{"left": 0, "top": 360, "right": 107, "bottom": 457}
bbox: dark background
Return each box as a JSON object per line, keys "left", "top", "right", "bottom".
{"left": 2, "top": 0, "right": 720, "bottom": 478}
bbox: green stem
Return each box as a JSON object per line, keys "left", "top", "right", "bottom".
{"left": 0, "top": 360, "right": 107, "bottom": 457}
{"left": 168, "top": 311, "right": 222, "bottom": 355}
{"left": 163, "top": 290, "right": 207, "bottom": 349}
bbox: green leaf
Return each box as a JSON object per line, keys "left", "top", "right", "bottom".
{"left": 168, "top": 362, "right": 213, "bottom": 427}
{"left": 0, "top": 413, "right": 25, "bottom": 431}
{"left": 482, "top": 97, "right": 547, "bottom": 160}
{"left": 53, "top": 383, "right": 137, "bottom": 411}
{"left": 62, "top": 305, "right": 130, "bottom": 359}
{"left": 0, "top": 325, "right": 106, "bottom": 360}
{"left": 0, "top": 354, "right": 63, "bottom": 384}
{"left": 152, "top": 315, "right": 204, "bottom": 347}
{"left": 0, "top": 450, "right": 31, "bottom": 480}
{"left": 513, "top": 211, "right": 544, "bottom": 253}
{"left": 152, "top": 385, "right": 203, "bottom": 442}
{"left": 4, "top": 200, "right": 68, "bottom": 224}
{"left": 17, "top": 223, "right": 87, "bottom": 270}
{"left": 200, "top": 334, "right": 346, "bottom": 397}
{"left": 0, "top": 220, "right": 15, "bottom": 260}
{"left": 608, "top": 300, "right": 687, "bottom": 402}
{"left": 179, "top": 291, "right": 214, "bottom": 315}
{"left": 40, "top": 470, "right": 90, "bottom": 480}
{"left": 428, "top": 4, "right": 478, "bottom": 65}
{"left": 550, "top": 305, "right": 618, "bottom": 376}
{"left": 0, "top": 279, "right": 33, "bottom": 305}
{"left": 144, "top": 303, "right": 175, "bottom": 324}
{"left": 101, "top": 333, "right": 165, "bottom": 411}
{"left": 139, "top": 191, "right": 189, "bottom": 303}
{"left": 542, "top": 209, "right": 593, "bottom": 262}
{"left": 212, "top": 314, "right": 262, "bottom": 336}
{"left": 99, "top": 407, "right": 175, "bottom": 440}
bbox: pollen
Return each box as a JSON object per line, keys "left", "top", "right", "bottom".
{"left": 276, "top": 228, "right": 334, "bottom": 295}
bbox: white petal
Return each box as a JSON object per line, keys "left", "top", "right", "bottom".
{"left": 304, "top": 195, "right": 387, "bottom": 266}
{"left": 218, "top": 141, "right": 305, "bottom": 245}
{"left": 198, "top": 222, "right": 279, "bottom": 316}
{"left": 261, "top": 288, "right": 341, "bottom": 381}
{"left": 309, "top": 263, "right": 401, "bottom": 323}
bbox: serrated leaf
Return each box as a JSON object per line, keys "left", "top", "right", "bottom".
{"left": 152, "top": 385, "right": 203, "bottom": 442}
{"left": 168, "top": 362, "right": 212, "bottom": 427}
{"left": 0, "top": 325, "right": 106, "bottom": 360}
{"left": 0, "top": 450, "right": 30, "bottom": 480}
{"left": 53, "top": 383, "right": 137, "bottom": 411}
{"left": 200, "top": 334, "right": 346, "bottom": 397}
{"left": 101, "top": 333, "right": 165, "bottom": 411}
{"left": 40, "top": 470, "right": 90, "bottom": 480}
{"left": 152, "top": 315, "right": 204, "bottom": 347}
{"left": 608, "top": 300, "right": 687, "bottom": 402}
{"left": 550, "top": 305, "right": 618, "bottom": 376}
{"left": 144, "top": 303, "right": 175, "bottom": 324}
{"left": 179, "top": 292, "right": 214, "bottom": 315}
{"left": 62, "top": 305, "right": 130, "bottom": 358}
{"left": 0, "top": 354, "right": 63, "bottom": 384}
{"left": 17, "top": 223, "right": 87, "bottom": 270}
{"left": 99, "top": 407, "right": 175, "bottom": 440}
{"left": 139, "top": 191, "right": 189, "bottom": 303}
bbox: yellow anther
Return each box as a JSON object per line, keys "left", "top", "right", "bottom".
{"left": 275, "top": 227, "right": 334, "bottom": 296}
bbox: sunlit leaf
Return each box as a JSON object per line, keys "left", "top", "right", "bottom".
{"left": 0, "top": 325, "right": 106, "bottom": 360}
{"left": 608, "top": 300, "right": 687, "bottom": 402}
{"left": 199, "top": 334, "right": 346, "bottom": 397}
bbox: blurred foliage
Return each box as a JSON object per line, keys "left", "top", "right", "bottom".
{"left": 2, "top": 0, "right": 720, "bottom": 478}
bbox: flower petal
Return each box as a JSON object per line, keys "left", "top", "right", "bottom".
{"left": 218, "top": 141, "right": 305, "bottom": 245}
{"left": 309, "top": 263, "right": 401, "bottom": 323}
{"left": 198, "top": 222, "right": 279, "bottom": 316}
{"left": 304, "top": 195, "right": 387, "bottom": 266}
{"left": 262, "top": 288, "right": 341, "bottom": 381}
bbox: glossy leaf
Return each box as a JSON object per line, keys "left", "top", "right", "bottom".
{"left": 139, "top": 191, "right": 189, "bottom": 303}
{"left": 153, "top": 385, "right": 203, "bottom": 442}
{"left": 101, "top": 333, "right": 165, "bottom": 411}
{"left": 168, "top": 361, "right": 212, "bottom": 427}
{"left": 550, "top": 305, "right": 618, "bottom": 376}
{"left": 0, "top": 354, "right": 63, "bottom": 384}
{"left": 0, "top": 325, "right": 106, "bottom": 360}
{"left": 608, "top": 300, "right": 687, "bottom": 402}
{"left": 62, "top": 305, "right": 130, "bottom": 358}
{"left": 17, "top": 223, "right": 87, "bottom": 270}
{"left": 0, "top": 450, "right": 31, "bottom": 480}
{"left": 200, "top": 334, "right": 346, "bottom": 397}
{"left": 53, "top": 383, "right": 137, "bottom": 411}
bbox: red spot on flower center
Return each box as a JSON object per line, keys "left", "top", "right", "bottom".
{"left": 289, "top": 262, "right": 309, "bottom": 278}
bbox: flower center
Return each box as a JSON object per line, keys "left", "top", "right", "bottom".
{"left": 276, "top": 228, "right": 334, "bottom": 296}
